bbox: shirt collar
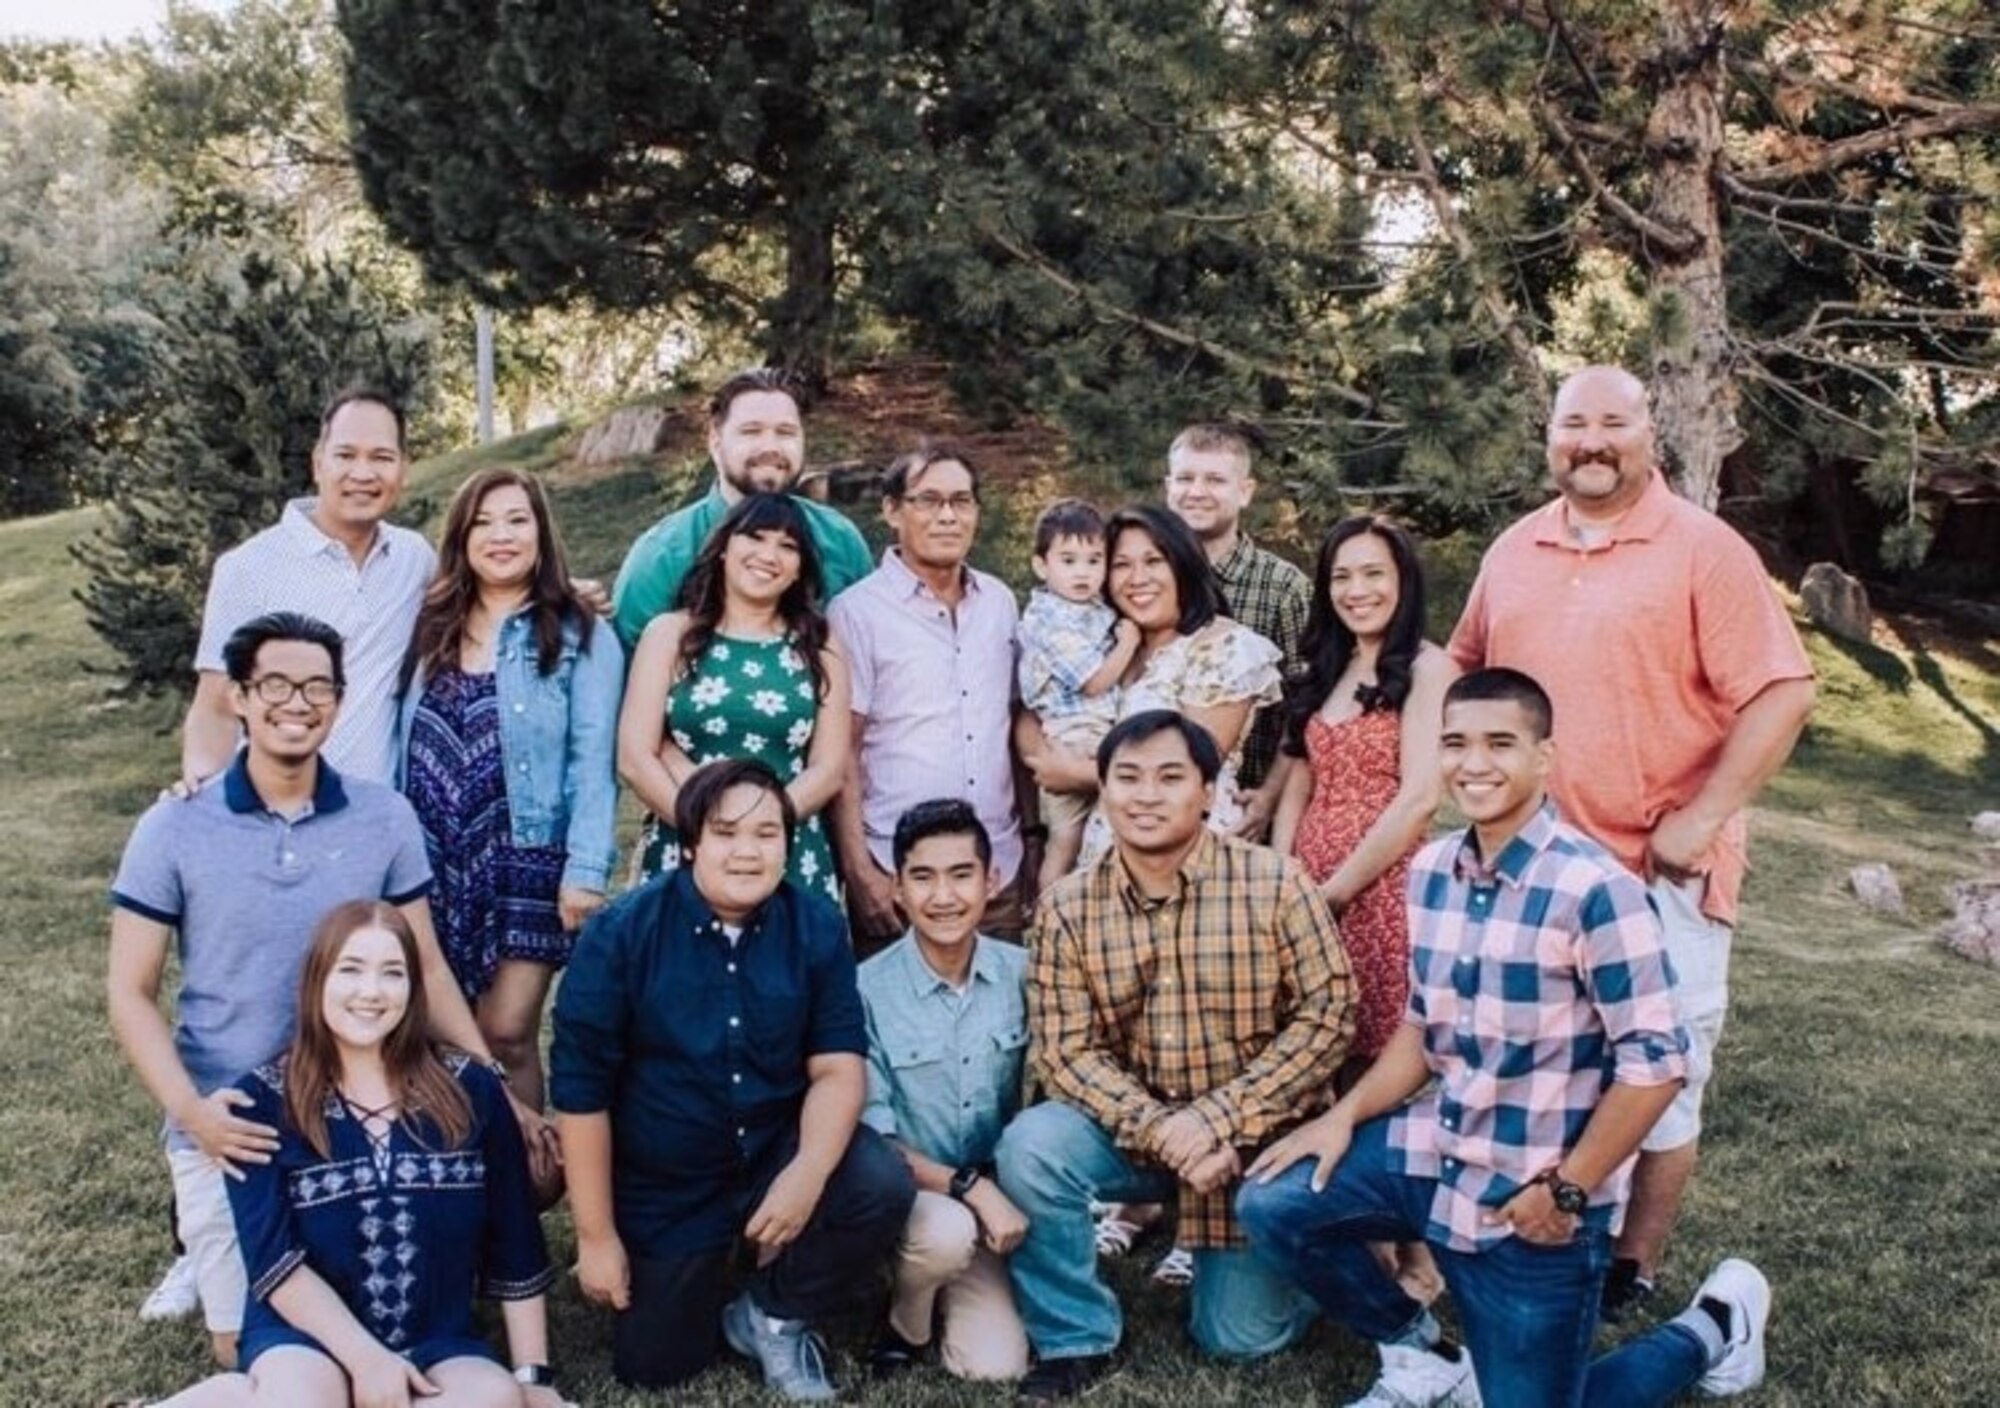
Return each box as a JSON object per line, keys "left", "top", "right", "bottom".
{"left": 676, "top": 866, "right": 772, "bottom": 938}
{"left": 1110, "top": 829, "right": 1216, "bottom": 908}
{"left": 221, "top": 748, "right": 349, "bottom": 816}
{"left": 1532, "top": 471, "right": 1676, "bottom": 548}
{"left": 880, "top": 546, "right": 977, "bottom": 600}
{"left": 899, "top": 930, "right": 998, "bottom": 997}
{"left": 1450, "top": 800, "right": 1558, "bottom": 888}
{"left": 281, "top": 498, "right": 389, "bottom": 562}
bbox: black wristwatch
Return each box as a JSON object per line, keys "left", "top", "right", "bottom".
{"left": 513, "top": 1363, "right": 557, "bottom": 1388}
{"left": 1537, "top": 1168, "right": 1590, "bottom": 1216}
{"left": 948, "top": 1165, "right": 984, "bottom": 1201}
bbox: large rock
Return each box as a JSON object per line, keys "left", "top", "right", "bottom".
{"left": 1848, "top": 863, "right": 1906, "bottom": 918}
{"left": 575, "top": 405, "right": 672, "bottom": 465}
{"left": 1940, "top": 879, "right": 2000, "bottom": 968}
{"left": 1973, "top": 811, "right": 2000, "bottom": 844}
{"left": 1799, "top": 562, "right": 1872, "bottom": 643}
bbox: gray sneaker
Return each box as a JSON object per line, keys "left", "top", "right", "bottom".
{"left": 723, "top": 1291, "right": 838, "bottom": 1402}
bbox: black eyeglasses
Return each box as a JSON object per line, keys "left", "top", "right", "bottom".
{"left": 246, "top": 674, "right": 342, "bottom": 706}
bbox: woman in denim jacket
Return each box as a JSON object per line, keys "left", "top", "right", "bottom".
{"left": 398, "top": 467, "right": 623, "bottom": 1114}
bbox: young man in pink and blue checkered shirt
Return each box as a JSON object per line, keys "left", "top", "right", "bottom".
{"left": 1238, "top": 668, "right": 1771, "bottom": 1408}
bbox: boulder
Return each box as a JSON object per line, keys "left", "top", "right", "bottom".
{"left": 1799, "top": 562, "right": 1872, "bottom": 643}
{"left": 1973, "top": 811, "right": 2000, "bottom": 844}
{"left": 1847, "top": 863, "right": 1906, "bottom": 918}
{"left": 1939, "top": 879, "right": 2000, "bottom": 968}
{"left": 575, "top": 405, "right": 672, "bottom": 465}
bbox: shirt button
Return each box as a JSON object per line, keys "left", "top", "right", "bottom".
{"left": 737, "top": 1127, "right": 747, "bottom": 1138}
{"left": 732, "top": 1073, "right": 742, "bottom": 1084}
{"left": 729, "top": 1017, "right": 741, "bottom": 1028}
{"left": 513, "top": 703, "right": 525, "bottom": 713}
{"left": 727, "top": 963, "right": 737, "bottom": 974}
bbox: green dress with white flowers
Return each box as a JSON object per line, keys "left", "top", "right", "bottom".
{"left": 637, "top": 631, "right": 841, "bottom": 907}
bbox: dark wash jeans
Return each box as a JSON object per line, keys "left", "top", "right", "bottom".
{"left": 613, "top": 1123, "right": 916, "bottom": 1388}
{"left": 1236, "top": 1117, "right": 1708, "bottom": 1408}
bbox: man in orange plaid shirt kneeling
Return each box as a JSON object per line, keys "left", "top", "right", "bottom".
{"left": 995, "top": 709, "right": 1355, "bottom": 1405}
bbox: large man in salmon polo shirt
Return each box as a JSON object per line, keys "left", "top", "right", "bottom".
{"left": 1448, "top": 365, "right": 1815, "bottom": 1321}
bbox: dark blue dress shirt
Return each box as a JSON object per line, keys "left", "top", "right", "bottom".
{"left": 550, "top": 869, "right": 867, "bottom": 1258}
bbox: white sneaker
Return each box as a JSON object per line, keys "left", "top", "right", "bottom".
{"left": 1346, "top": 1341, "right": 1484, "bottom": 1407}
{"left": 137, "top": 1255, "right": 199, "bottom": 1321}
{"left": 1692, "top": 1258, "right": 1770, "bottom": 1397}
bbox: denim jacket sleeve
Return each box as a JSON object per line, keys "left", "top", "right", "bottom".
{"left": 559, "top": 618, "right": 625, "bottom": 893}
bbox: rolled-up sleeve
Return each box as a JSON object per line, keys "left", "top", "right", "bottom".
{"left": 1578, "top": 878, "right": 1690, "bottom": 1088}
{"left": 470, "top": 1064, "right": 557, "bottom": 1298}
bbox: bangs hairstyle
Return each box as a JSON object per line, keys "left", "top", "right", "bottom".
{"left": 318, "top": 384, "right": 407, "bottom": 455}
{"left": 1103, "top": 504, "right": 1225, "bottom": 635}
{"left": 409, "top": 467, "right": 591, "bottom": 686}
{"left": 892, "top": 797, "right": 993, "bottom": 870}
{"left": 1032, "top": 498, "right": 1107, "bottom": 557}
{"left": 675, "top": 757, "right": 798, "bottom": 863}
{"left": 222, "top": 611, "right": 346, "bottom": 689}
{"left": 675, "top": 493, "right": 831, "bottom": 706}
{"left": 1096, "top": 708, "right": 1223, "bottom": 783}
{"left": 1283, "top": 516, "right": 1428, "bottom": 756}
{"left": 709, "top": 367, "right": 807, "bottom": 425}
{"left": 283, "top": 900, "right": 473, "bottom": 1160}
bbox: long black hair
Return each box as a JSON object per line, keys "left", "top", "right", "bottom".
{"left": 1282, "top": 516, "right": 1428, "bottom": 756}
{"left": 676, "top": 493, "right": 831, "bottom": 705}
{"left": 1103, "top": 503, "right": 1226, "bottom": 636}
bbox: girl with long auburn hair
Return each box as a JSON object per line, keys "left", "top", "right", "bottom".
{"left": 397, "top": 466, "right": 623, "bottom": 1117}
{"left": 147, "top": 901, "right": 563, "bottom": 1408}
{"left": 618, "top": 492, "right": 850, "bottom": 906}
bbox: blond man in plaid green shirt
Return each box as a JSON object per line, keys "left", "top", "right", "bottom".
{"left": 1162, "top": 423, "right": 1310, "bottom": 830}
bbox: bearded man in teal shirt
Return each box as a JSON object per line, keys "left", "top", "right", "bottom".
{"left": 611, "top": 369, "right": 875, "bottom": 648}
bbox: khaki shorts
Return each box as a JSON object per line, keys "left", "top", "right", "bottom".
{"left": 1642, "top": 877, "right": 1734, "bottom": 1153}
{"left": 168, "top": 1146, "right": 247, "bottom": 1333}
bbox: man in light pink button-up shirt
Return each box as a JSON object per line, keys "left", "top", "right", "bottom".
{"left": 829, "top": 444, "right": 1028, "bottom": 947}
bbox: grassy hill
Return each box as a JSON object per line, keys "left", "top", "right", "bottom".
{"left": 2, "top": 381, "right": 1996, "bottom": 1405}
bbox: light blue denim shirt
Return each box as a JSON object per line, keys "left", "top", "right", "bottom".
{"left": 397, "top": 609, "right": 624, "bottom": 891}
{"left": 857, "top": 932, "right": 1030, "bottom": 1169}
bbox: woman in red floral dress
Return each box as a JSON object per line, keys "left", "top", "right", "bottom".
{"left": 1272, "top": 516, "right": 1457, "bottom": 1069}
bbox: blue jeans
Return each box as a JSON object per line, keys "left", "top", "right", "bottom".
{"left": 995, "top": 1101, "right": 1317, "bottom": 1361}
{"left": 1236, "top": 1117, "right": 1709, "bottom": 1408}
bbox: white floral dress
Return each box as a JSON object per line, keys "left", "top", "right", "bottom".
{"left": 1079, "top": 617, "right": 1283, "bottom": 862}
{"left": 638, "top": 632, "right": 841, "bottom": 906}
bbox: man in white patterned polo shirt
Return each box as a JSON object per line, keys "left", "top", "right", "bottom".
{"left": 179, "top": 386, "right": 433, "bottom": 790}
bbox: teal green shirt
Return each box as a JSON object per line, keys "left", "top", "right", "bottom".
{"left": 857, "top": 933, "right": 1030, "bottom": 1169}
{"left": 610, "top": 481, "right": 875, "bottom": 649}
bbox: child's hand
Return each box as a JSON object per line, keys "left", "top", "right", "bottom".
{"left": 1112, "top": 618, "right": 1141, "bottom": 648}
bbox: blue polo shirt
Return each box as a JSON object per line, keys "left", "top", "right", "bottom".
{"left": 857, "top": 933, "right": 1029, "bottom": 1170}
{"left": 110, "top": 751, "right": 433, "bottom": 1151}
{"left": 550, "top": 868, "right": 867, "bottom": 1258}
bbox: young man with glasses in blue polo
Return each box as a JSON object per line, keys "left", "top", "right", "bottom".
{"left": 109, "top": 611, "right": 501, "bottom": 1369}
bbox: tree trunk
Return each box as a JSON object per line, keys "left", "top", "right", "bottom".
{"left": 1644, "top": 1, "right": 1736, "bottom": 510}
{"left": 766, "top": 191, "right": 837, "bottom": 390}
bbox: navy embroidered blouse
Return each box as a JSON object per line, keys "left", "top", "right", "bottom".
{"left": 225, "top": 1053, "right": 554, "bottom": 1365}
{"left": 549, "top": 868, "right": 868, "bottom": 1258}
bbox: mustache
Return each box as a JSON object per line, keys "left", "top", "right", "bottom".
{"left": 1567, "top": 449, "right": 1621, "bottom": 468}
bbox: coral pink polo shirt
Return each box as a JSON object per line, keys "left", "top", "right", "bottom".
{"left": 1448, "top": 473, "right": 1812, "bottom": 926}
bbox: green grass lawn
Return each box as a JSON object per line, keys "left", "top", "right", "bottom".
{"left": 2, "top": 441, "right": 1997, "bottom": 1405}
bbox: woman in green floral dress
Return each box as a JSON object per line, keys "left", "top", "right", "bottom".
{"left": 617, "top": 493, "right": 849, "bottom": 906}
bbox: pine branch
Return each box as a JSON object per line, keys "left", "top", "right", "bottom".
{"left": 1399, "top": 113, "right": 1551, "bottom": 419}
{"left": 1736, "top": 104, "right": 2000, "bottom": 184}
{"left": 975, "top": 222, "right": 1378, "bottom": 412}
{"left": 1531, "top": 96, "right": 1701, "bottom": 256}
